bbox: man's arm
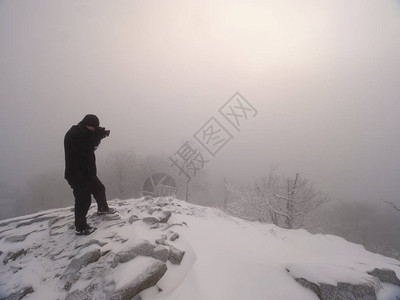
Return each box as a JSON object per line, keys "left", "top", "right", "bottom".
{"left": 68, "top": 126, "right": 102, "bottom": 157}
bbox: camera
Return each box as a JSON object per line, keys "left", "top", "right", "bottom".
{"left": 97, "top": 127, "right": 110, "bottom": 138}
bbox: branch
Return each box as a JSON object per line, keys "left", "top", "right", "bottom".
{"left": 381, "top": 199, "right": 400, "bottom": 213}
{"left": 270, "top": 207, "right": 291, "bottom": 219}
{"left": 273, "top": 194, "right": 292, "bottom": 202}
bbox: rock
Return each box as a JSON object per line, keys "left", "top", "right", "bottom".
{"left": 152, "top": 245, "right": 170, "bottom": 262}
{"left": 5, "top": 234, "right": 29, "bottom": 243}
{"left": 294, "top": 277, "right": 377, "bottom": 300}
{"left": 10, "top": 266, "right": 22, "bottom": 273}
{"left": 168, "top": 245, "right": 185, "bottom": 265}
{"left": 65, "top": 284, "right": 97, "bottom": 300}
{"left": 113, "top": 240, "right": 155, "bottom": 266}
{"left": 155, "top": 198, "right": 170, "bottom": 207}
{"left": 62, "top": 249, "right": 101, "bottom": 290}
{"left": 110, "top": 259, "right": 167, "bottom": 300}
{"left": 142, "top": 217, "right": 159, "bottom": 226}
{"left": 49, "top": 227, "right": 65, "bottom": 236}
{"left": 75, "top": 239, "right": 107, "bottom": 250}
{"left": 103, "top": 214, "right": 121, "bottom": 221}
{"left": 158, "top": 211, "right": 172, "bottom": 223}
{"left": 16, "top": 216, "right": 54, "bottom": 228}
{"left": 150, "top": 223, "right": 160, "bottom": 229}
{"left": 128, "top": 215, "right": 140, "bottom": 224}
{"left": 3, "top": 249, "right": 27, "bottom": 264}
{"left": 148, "top": 207, "right": 162, "bottom": 215}
{"left": 2, "top": 286, "right": 34, "bottom": 300}
{"left": 368, "top": 268, "right": 400, "bottom": 286}
{"left": 65, "top": 281, "right": 114, "bottom": 300}
{"left": 155, "top": 234, "right": 168, "bottom": 246}
{"left": 170, "top": 232, "right": 179, "bottom": 241}
{"left": 48, "top": 216, "right": 63, "bottom": 227}
{"left": 0, "top": 250, "right": 3, "bottom": 256}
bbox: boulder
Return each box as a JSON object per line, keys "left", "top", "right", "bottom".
{"left": 3, "top": 249, "right": 27, "bottom": 264}
{"left": 110, "top": 258, "right": 167, "bottom": 300}
{"left": 113, "top": 240, "right": 155, "bottom": 266}
{"left": 367, "top": 268, "right": 400, "bottom": 286}
{"left": 148, "top": 207, "right": 162, "bottom": 215}
{"left": 142, "top": 217, "right": 159, "bottom": 226}
{"left": 152, "top": 245, "right": 170, "bottom": 262}
{"left": 158, "top": 211, "right": 172, "bottom": 223}
{"left": 294, "top": 277, "right": 377, "bottom": 300}
{"left": 62, "top": 249, "right": 101, "bottom": 290}
{"left": 128, "top": 215, "right": 140, "bottom": 224}
{"left": 5, "top": 234, "right": 29, "bottom": 243}
{"left": 155, "top": 234, "right": 168, "bottom": 246}
{"left": 2, "top": 286, "right": 34, "bottom": 300}
{"left": 168, "top": 245, "right": 185, "bottom": 265}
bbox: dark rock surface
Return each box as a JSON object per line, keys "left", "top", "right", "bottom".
{"left": 158, "top": 211, "right": 172, "bottom": 223}
{"left": 168, "top": 245, "right": 185, "bottom": 265}
{"left": 142, "top": 217, "right": 159, "bottom": 226}
{"left": 153, "top": 245, "right": 170, "bottom": 262}
{"left": 2, "top": 286, "right": 34, "bottom": 300}
{"left": 367, "top": 268, "right": 400, "bottom": 286}
{"left": 3, "top": 249, "right": 27, "bottom": 264}
{"left": 295, "top": 277, "right": 377, "bottom": 300}
{"left": 128, "top": 215, "right": 140, "bottom": 224}
{"left": 170, "top": 232, "right": 179, "bottom": 241}
{"left": 289, "top": 266, "right": 400, "bottom": 299}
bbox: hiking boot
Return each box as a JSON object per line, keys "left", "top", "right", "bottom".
{"left": 76, "top": 225, "right": 96, "bottom": 236}
{"left": 97, "top": 207, "right": 117, "bottom": 215}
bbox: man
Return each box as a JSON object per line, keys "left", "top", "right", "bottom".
{"left": 64, "top": 114, "right": 116, "bottom": 235}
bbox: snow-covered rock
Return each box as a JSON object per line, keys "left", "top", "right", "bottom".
{"left": 61, "top": 249, "right": 101, "bottom": 290}
{"left": 109, "top": 257, "right": 167, "bottom": 300}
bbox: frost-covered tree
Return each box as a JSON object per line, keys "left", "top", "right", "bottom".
{"left": 226, "top": 169, "right": 329, "bottom": 229}
{"left": 322, "top": 200, "right": 400, "bottom": 260}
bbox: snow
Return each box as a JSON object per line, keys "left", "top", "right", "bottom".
{"left": 1, "top": 197, "right": 400, "bottom": 300}
{"left": 111, "top": 256, "right": 162, "bottom": 290}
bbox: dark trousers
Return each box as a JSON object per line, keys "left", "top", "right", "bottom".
{"left": 73, "top": 176, "right": 109, "bottom": 231}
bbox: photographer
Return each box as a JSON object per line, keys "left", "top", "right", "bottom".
{"left": 64, "top": 114, "right": 116, "bottom": 236}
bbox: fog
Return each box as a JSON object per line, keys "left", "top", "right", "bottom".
{"left": 1, "top": 0, "right": 400, "bottom": 209}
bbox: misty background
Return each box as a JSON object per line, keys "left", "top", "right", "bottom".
{"left": 1, "top": 0, "right": 400, "bottom": 257}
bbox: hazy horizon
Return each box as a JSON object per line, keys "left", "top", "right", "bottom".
{"left": 1, "top": 0, "right": 400, "bottom": 206}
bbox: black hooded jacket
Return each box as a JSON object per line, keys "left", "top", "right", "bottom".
{"left": 64, "top": 122, "right": 102, "bottom": 189}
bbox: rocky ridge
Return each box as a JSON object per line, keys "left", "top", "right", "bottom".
{"left": 1, "top": 197, "right": 400, "bottom": 300}
{"left": 0, "top": 197, "right": 190, "bottom": 300}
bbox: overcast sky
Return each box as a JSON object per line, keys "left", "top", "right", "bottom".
{"left": 1, "top": 0, "right": 399, "bottom": 203}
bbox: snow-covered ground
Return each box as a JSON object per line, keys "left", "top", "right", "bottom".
{"left": 1, "top": 197, "right": 399, "bottom": 300}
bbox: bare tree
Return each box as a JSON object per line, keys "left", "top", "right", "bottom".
{"left": 226, "top": 169, "right": 329, "bottom": 229}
